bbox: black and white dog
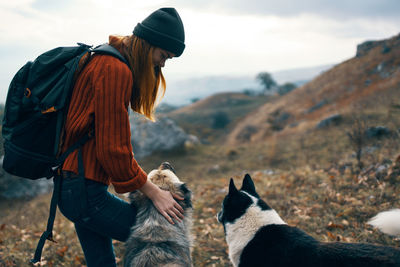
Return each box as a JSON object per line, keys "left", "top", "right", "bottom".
{"left": 217, "top": 174, "right": 400, "bottom": 267}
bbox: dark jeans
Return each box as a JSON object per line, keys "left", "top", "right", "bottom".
{"left": 58, "top": 177, "right": 136, "bottom": 267}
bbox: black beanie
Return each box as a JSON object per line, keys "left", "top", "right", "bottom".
{"left": 133, "top": 8, "right": 185, "bottom": 57}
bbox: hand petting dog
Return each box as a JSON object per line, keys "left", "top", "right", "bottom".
{"left": 140, "top": 179, "right": 185, "bottom": 224}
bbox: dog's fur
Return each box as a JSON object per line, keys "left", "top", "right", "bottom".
{"left": 124, "top": 162, "right": 193, "bottom": 267}
{"left": 217, "top": 174, "right": 400, "bottom": 267}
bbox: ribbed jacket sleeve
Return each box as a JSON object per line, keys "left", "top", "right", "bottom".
{"left": 93, "top": 56, "right": 147, "bottom": 193}
{"left": 62, "top": 54, "right": 147, "bottom": 193}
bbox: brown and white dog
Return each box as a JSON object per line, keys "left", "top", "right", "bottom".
{"left": 124, "top": 162, "right": 193, "bottom": 267}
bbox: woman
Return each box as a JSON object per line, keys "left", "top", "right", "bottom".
{"left": 58, "top": 8, "right": 186, "bottom": 266}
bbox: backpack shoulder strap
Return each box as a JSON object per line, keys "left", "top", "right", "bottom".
{"left": 92, "top": 44, "right": 129, "bottom": 67}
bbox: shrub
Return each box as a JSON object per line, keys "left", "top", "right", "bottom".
{"left": 211, "top": 111, "right": 230, "bottom": 129}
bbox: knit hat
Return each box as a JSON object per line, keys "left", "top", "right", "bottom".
{"left": 133, "top": 8, "right": 185, "bottom": 57}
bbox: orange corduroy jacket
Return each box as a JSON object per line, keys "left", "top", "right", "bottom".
{"left": 61, "top": 51, "right": 147, "bottom": 194}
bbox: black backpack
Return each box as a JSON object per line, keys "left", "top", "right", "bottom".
{"left": 2, "top": 42, "right": 129, "bottom": 263}
{"left": 2, "top": 42, "right": 129, "bottom": 179}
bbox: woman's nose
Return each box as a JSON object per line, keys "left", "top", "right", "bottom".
{"left": 160, "top": 59, "right": 166, "bottom": 68}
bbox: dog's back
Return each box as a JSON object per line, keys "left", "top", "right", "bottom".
{"left": 318, "top": 241, "right": 400, "bottom": 267}
{"left": 239, "top": 224, "right": 400, "bottom": 267}
{"left": 124, "top": 164, "right": 193, "bottom": 267}
{"left": 124, "top": 191, "right": 192, "bottom": 267}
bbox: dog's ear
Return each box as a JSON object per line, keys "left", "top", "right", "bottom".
{"left": 179, "top": 183, "right": 192, "bottom": 208}
{"left": 241, "top": 174, "right": 259, "bottom": 197}
{"left": 180, "top": 183, "right": 190, "bottom": 194}
{"left": 228, "top": 178, "right": 239, "bottom": 195}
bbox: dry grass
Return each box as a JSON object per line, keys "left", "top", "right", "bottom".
{"left": 1, "top": 98, "right": 400, "bottom": 266}
{"left": 1, "top": 132, "right": 400, "bottom": 266}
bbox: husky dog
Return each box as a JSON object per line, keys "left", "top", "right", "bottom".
{"left": 368, "top": 209, "right": 400, "bottom": 237}
{"left": 124, "top": 162, "right": 193, "bottom": 267}
{"left": 217, "top": 174, "right": 400, "bottom": 267}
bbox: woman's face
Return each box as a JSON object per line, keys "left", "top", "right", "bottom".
{"left": 152, "top": 48, "right": 175, "bottom": 68}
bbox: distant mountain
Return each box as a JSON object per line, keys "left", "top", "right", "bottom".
{"left": 272, "top": 64, "right": 334, "bottom": 86}
{"left": 226, "top": 33, "right": 400, "bottom": 145}
{"left": 162, "top": 64, "right": 334, "bottom": 106}
{"left": 163, "top": 76, "right": 262, "bottom": 106}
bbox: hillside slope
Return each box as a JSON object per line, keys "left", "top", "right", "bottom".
{"left": 166, "top": 92, "right": 269, "bottom": 142}
{"left": 227, "top": 33, "right": 400, "bottom": 145}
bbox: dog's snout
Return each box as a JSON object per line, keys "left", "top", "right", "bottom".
{"left": 160, "top": 162, "right": 176, "bottom": 173}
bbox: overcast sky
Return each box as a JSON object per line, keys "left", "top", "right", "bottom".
{"left": 0, "top": 0, "right": 399, "bottom": 104}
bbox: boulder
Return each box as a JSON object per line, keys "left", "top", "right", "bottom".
{"left": 316, "top": 114, "right": 343, "bottom": 129}
{"left": 307, "top": 99, "right": 328, "bottom": 114}
{"left": 0, "top": 116, "right": 199, "bottom": 198}
{"left": 0, "top": 157, "right": 52, "bottom": 199}
{"left": 268, "top": 110, "right": 292, "bottom": 131}
{"left": 356, "top": 40, "right": 386, "bottom": 57}
{"left": 130, "top": 115, "right": 199, "bottom": 159}
{"left": 365, "top": 126, "right": 391, "bottom": 139}
{"left": 375, "top": 164, "right": 389, "bottom": 180}
{"left": 236, "top": 125, "right": 259, "bottom": 142}
{"left": 356, "top": 33, "right": 400, "bottom": 58}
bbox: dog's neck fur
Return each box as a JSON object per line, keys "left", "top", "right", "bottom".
{"left": 225, "top": 192, "right": 286, "bottom": 267}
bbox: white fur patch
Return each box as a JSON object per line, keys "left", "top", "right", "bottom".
{"left": 225, "top": 192, "right": 286, "bottom": 267}
{"left": 148, "top": 169, "right": 183, "bottom": 185}
{"left": 368, "top": 209, "right": 400, "bottom": 236}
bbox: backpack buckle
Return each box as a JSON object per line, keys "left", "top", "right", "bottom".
{"left": 24, "top": 88, "right": 31, "bottom": 98}
{"left": 41, "top": 106, "right": 57, "bottom": 114}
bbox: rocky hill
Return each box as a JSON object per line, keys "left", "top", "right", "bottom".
{"left": 226, "top": 33, "right": 400, "bottom": 145}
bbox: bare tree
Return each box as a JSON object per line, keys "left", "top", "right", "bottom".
{"left": 347, "top": 116, "right": 368, "bottom": 172}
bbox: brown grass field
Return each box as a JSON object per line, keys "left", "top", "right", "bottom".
{"left": 1, "top": 124, "right": 400, "bottom": 266}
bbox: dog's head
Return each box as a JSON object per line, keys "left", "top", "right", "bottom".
{"left": 217, "top": 174, "right": 270, "bottom": 224}
{"left": 217, "top": 174, "right": 285, "bottom": 231}
{"left": 148, "top": 162, "right": 183, "bottom": 192}
{"left": 146, "top": 162, "right": 192, "bottom": 207}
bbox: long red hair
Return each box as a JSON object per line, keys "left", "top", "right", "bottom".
{"left": 108, "top": 35, "right": 166, "bottom": 121}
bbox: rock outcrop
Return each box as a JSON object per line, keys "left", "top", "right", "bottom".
{"left": 130, "top": 115, "right": 199, "bottom": 159}
{"left": 0, "top": 157, "right": 52, "bottom": 199}
{"left": 0, "top": 116, "right": 198, "bottom": 199}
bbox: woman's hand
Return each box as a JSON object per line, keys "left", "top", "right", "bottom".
{"left": 139, "top": 179, "right": 184, "bottom": 224}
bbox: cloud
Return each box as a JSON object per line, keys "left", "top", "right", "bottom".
{"left": 170, "top": 0, "right": 400, "bottom": 20}
{"left": 30, "top": 0, "right": 76, "bottom": 11}
{"left": 0, "top": 0, "right": 399, "bottom": 104}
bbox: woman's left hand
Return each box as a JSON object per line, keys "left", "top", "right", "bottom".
{"left": 139, "top": 179, "right": 185, "bottom": 224}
